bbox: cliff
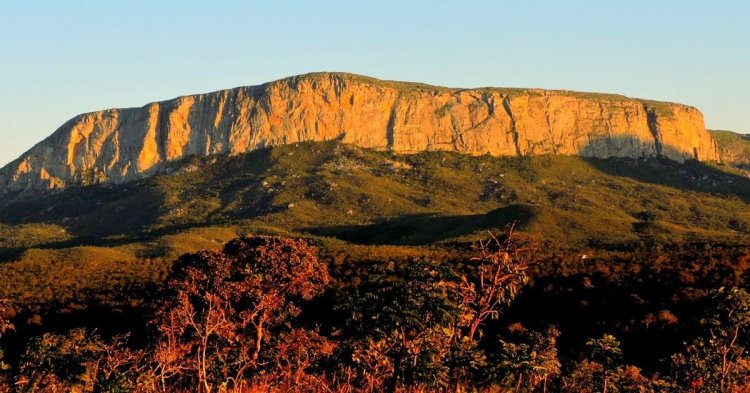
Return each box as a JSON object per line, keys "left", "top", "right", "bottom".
{"left": 0, "top": 72, "right": 719, "bottom": 191}
{"left": 709, "top": 130, "right": 750, "bottom": 168}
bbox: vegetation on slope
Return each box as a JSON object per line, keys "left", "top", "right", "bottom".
{"left": 710, "top": 129, "right": 750, "bottom": 169}
{"left": 3, "top": 141, "right": 750, "bottom": 246}
{"left": 2, "top": 141, "right": 750, "bottom": 309}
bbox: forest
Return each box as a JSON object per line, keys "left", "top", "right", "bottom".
{"left": 1, "top": 229, "right": 749, "bottom": 392}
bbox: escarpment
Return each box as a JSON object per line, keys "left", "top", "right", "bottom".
{"left": 0, "top": 72, "right": 719, "bottom": 191}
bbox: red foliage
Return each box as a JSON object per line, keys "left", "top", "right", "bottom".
{"left": 149, "top": 236, "right": 330, "bottom": 392}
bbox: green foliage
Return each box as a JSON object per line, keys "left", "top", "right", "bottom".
{"left": 343, "top": 258, "right": 456, "bottom": 338}
{"left": 0, "top": 223, "right": 70, "bottom": 250}
{"left": 671, "top": 287, "right": 750, "bottom": 392}
{"left": 15, "top": 328, "right": 104, "bottom": 392}
{"left": 3, "top": 140, "right": 750, "bottom": 390}
{"left": 564, "top": 334, "right": 657, "bottom": 393}
{"left": 4, "top": 141, "right": 750, "bottom": 250}
{"left": 340, "top": 258, "right": 458, "bottom": 390}
{"left": 0, "top": 226, "right": 241, "bottom": 311}
{"left": 3, "top": 142, "right": 750, "bottom": 311}
{"left": 585, "top": 334, "right": 624, "bottom": 369}
{"left": 495, "top": 326, "right": 562, "bottom": 391}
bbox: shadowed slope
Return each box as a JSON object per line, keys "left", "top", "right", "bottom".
{"left": 1, "top": 141, "right": 749, "bottom": 250}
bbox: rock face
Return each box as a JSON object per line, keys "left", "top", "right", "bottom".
{"left": 0, "top": 72, "right": 719, "bottom": 191}
{"left": 708, "top": 130, "right": 750, "bottom": 168}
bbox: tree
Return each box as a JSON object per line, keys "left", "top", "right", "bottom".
{"left": 565, "top": 334, "right": 655, "bottom": 393}
{"left": 14, "top": 328, "right": 104, "bottom": 393}
{"left": 339, "top": 227, "right": 537, "bottom": 392}
{"left": 0, "top": 300, "right": 14, "bottom": 391}
{"left": 450, "top": 226, "right": 534, "bottom": 389}
{"left": 496, "top": 326, "right": 561, "bottom": 392}
{"left": 149, "top": 236, "right": 330, "bottom": 392}
{"left": 340, "top": 258, "right": 457, "bottom": 392}
{"left": 248, "top": 328, "right": 336, "bottom": 392}
{"left": 456, "top": 226, "right": 534, "bottom": 342}
{"left": 585, "top": 334, "right": 623, "bottom": 393}
{"left": 94, "top": 335, "right": 148, "bottom": 393}
{"left": 671, "top": 287, "right": 750, "bottom": 393}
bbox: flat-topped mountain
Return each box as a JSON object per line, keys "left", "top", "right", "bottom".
{"left": 0, "top": 72, "right": 719, "bottom": 191}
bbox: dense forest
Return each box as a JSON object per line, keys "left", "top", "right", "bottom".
{"left": 2, "top": 230, "right": 750, "bottom": 392}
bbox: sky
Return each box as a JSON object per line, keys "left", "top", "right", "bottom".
{"left": 0, "top": 0, "right": 748, "bottom": 166}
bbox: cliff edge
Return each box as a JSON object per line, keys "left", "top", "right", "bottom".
{"left": 0, "top": 72, "right": 719, "bottom": 191}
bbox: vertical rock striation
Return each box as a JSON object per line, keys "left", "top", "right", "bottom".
{"left": 0, "top": 72, "right": 719, "bottom": 191}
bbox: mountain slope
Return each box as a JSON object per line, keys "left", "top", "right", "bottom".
{"left": 710, "top": 129, "right": 750, "bottom": 168}
{"left": 3, "top": 142, "right": 750, "bottom": 307}
{"left": 1, "top": 141, "right": 748, "bottom": 248}
{"left": 0, "top": 72, "right": 718, "bottom": 191}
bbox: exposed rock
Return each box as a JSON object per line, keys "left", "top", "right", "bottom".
{"left": 709, "top": 129, "right": 750, "bottom": 168}
{"left": 0, "top": 72, "right": 719, "bottom": 191}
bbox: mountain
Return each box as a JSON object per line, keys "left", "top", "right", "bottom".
{"left": 1, "top": 74, "right": 746, "bottom": 308}
{"left": 0, "top": 72, "right": 719, "bottom": 192}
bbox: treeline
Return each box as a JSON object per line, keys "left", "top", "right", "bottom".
{"left": 1, "top": 235, "right": 750, "bottom": 392}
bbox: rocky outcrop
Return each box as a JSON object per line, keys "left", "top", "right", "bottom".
{"left": 0, "top": 72, "right": 719, "bottom": 191}
{"left": 709, "top": 130, "right": 750, "bottom": 168}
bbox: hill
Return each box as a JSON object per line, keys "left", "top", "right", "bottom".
{"left": 710, "top": 129, "right": 750, "bottom": 168}
{"left": 2, "top": 141, "right": 750, "bottom": 308}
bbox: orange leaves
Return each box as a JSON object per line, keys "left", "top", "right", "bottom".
{"left": 458, "top": 226, "right": 535, "bottom": 341}
{"left": 149, "top": 236, "right": 331, "bottom": 392}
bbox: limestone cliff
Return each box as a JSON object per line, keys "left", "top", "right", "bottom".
{"left": 709, "top": 130, "right": 750, "bottom": 168}
{"left": 0, "top": 72, "right": 719, "bottom": 191}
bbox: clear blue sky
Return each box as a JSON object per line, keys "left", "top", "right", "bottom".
{"left": 1, "top": 0, "right": 748, "bottom": 166}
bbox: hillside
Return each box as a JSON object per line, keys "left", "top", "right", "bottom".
{"left": 710, "top": 129, "right": 750, "bottom": 168}
{"left": 2, "top": 141, "right": 750, "bottom": 307}
{"left": 0, "top": 72, "right": 718, "bottom": 191}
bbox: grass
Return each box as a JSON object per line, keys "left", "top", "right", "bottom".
{"left": 4, "top": 141, "right": 750, "bottom": 248}
{"left": 3, "top": 141, "right": 750, "bottom": 308}
{"left": 0, "top": 223, "right": 71, "bottom": 249}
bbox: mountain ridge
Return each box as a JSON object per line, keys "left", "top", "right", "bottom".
{"left": 0, "top": 72, "right": 719, "bottom": 191}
